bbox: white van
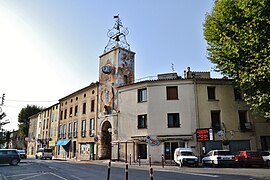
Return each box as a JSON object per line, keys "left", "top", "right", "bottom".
{"left": 174, "top": 148, "right": 198, "bottom": 167}
{"left": 35, "top": 148, "right": 53, "bottom": 160}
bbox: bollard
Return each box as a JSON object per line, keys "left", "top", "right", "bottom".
{"left": 129, "top": 154, "right": 131, "bottom": 166}
{"left": 161, "top": 154, "right": 164, "bottom": 168}
{"left": 139, "top": 155, "right": 141, "bottom": 166}
{"left": 125, "top": 163, "right": 128, "bottom": 180}
{"left": 107, "top": 161, "right": 111, "bottom": 180}
{"left": 149, "top": 167, "right": 153, "bottom": 180}
{"left": 149, "top": 155, "right": 152, "bottom": 167}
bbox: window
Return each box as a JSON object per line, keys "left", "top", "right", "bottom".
{"left": 167, "top": 113, "right": 180, "bottom": 128}
{"left": 82, "top": 103, "right": 86, "bottom": 114}
{"left": 89, "top": 118, "right": 94, "bottom": 136}
{"left": 64, "top": 109, "right": 67, "bottom": 119}
{"left": 91, "top": 100, "right": 95, "bottom": 112}
{"left": 211, "top": 110, "right": 221, "bottom": 131}
{"left": 138, "top": 114, "right": 147, "bottom": 129}
{"left": 75, "top": 105, "right": 78, "bottom": 116}
{"left": 68, "top": 123, "right": 72, "bottom": 137}
{"left": 239, "top": 111, "right": 251, "bottom": 131}
{"left": 63, "top": 124, "right": 66, "bottom": 138}
{"left": 81, "top": 120, "right": 86, "bottom": 137}
{"left": 59, "top": 125, "right": 62, "bottom": 138}
{"left": 166, "top": 86, "right": 178, "bottom": 100}
{"left": 207, "top": 87, "right": 216, "bottom": 100}
{"left": 138, "top": 88, "right": 147, "bottom": 102}
{"left": 234, "top": 88, "right": 243, "bottom": 101}
{"left": 164, "top": 142, "right": 184, "bottom": 160}
{"left": 69, "top": 107, "right": 73, "bottom": 117}
{"left": 55, "top": 112, "right": 58, "bottom": 121}
{"left": 73, "top": 122, "right": 77, "bottom": 137}
{"left": 138, "top": 144, "right": 147, "bottom": 159}
{"left": 51, "top": 113, "right": 54, "bottom": 122}
{"left": 60, "top": 110, "right": 63, "bottom": 120}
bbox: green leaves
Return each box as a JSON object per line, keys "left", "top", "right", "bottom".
{"left": 204, "top": 0, "right": 270, "bottom": 119}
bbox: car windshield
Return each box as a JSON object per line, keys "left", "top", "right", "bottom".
{"left": 181, "top": 151, "right": 194, "bottom": 156}
{"left": 214, "top": 151, "right": 233, "bottom": 155}
{"left": 247, "top": 152, "right": 260, "bottom": 157}
{"left": 44, "top": 149, "right": 52, "bottom": 153}
{"left": 260, "top": 152, "right": 269, "bottom": 156}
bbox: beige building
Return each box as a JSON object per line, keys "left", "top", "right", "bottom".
{"left": 117, "top": 73, "right": 197, "bottom": 163}
{"left": 190, "top": 68, "right": 270, "bottom": 155}
{"left": 48, "top": 103, "right": 60, "bottom": 156}
{"left": 57, "top": 82, "right": 99, "bottom": 160}
{"left": 27, "top": 113, "right": 39, "bottom": 156}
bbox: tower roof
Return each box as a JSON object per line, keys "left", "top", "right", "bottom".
{"left": 104, "top": 15, "right": 130, "bottom": 53}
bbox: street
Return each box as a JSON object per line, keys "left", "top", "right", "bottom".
{"left": 0, "top": 158, "right": 269, "bottom": 180}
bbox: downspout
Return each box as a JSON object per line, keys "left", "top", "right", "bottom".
{"left": 95, "top": 83, "right": 99, "bottom": 160}
{"left": 193, "top": 77, "right": 201, "bottom": 162}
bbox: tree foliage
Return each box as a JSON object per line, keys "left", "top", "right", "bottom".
{"left": 204, "top": 0, "right": 270, "bottom": 118}
{"left": 18, "top": 105, "right": 43, "bottom": 138}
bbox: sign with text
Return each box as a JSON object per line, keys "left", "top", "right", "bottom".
{"left": 196, "top": 128, "right": 214, "bottom": 142}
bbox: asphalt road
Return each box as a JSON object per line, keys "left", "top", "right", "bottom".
{"left": 0, "top": 158, "right": 269, "bottom": 180}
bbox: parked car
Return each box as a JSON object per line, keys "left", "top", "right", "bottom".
{"left": 174, "top": 148, "right": 198, "bottom": 167}
{"left": 35, "top": 148, "right": 53, "bottom": 160}
{"left": 235, "top": 150, "right": 264, "bottom": 167}
{"left": 0, "top": 149, "right": 21, "bottom": 165}
{"left": 17, "top": 150, "right": 27, "bottom": 159}
{"left": 260, "top": 151, "right": 270, "bottom": 167}
{"left": 202, "top": 150, "right": 235, "bottom": 167}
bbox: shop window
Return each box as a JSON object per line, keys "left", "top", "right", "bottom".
{"left": 138, "top": 144, "right": 147, "bottom": 159}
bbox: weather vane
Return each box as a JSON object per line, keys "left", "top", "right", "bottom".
{"left": 104, "top": 15, "right": 130, "bottom": 52}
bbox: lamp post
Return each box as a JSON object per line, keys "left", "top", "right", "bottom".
{"left": 108, "top": 128, "right": 112, "bottom": 162}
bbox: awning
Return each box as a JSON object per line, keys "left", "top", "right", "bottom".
{"left": 56, "top": 140, "right": 71, "bottom": 146}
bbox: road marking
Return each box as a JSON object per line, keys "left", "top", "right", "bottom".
{"left": 50, "top": 172, "right": 68, "bottom": 180}
{"left": 182, "top": 172, "right": 219, "bottom": 178}
{"left": 157, "top": 168, "right": 219, "bottom": 178}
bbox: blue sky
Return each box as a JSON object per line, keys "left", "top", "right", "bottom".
{"left": 0, "top": 0, "right": 216, "bottom": 130}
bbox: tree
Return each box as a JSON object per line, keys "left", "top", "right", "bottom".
{"left": 204, "top": 0, "right": 270, "bottom": 119}
{"left": 18, "top": 105, "right": 43, "bottom": 141}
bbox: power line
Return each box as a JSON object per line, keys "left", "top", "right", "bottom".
{"left": 6, "top": 99, "right": 58, "bottom": 103}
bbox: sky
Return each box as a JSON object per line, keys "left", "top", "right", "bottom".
{"left": 0, "top": 0, "right": 218, "bottom": 131}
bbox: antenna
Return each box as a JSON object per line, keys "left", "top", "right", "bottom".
{"left": 171, "top": 63, "right": 175, "bottom": 72}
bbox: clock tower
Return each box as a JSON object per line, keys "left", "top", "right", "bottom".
{"left": 97, "top": 16, "right": 135, "bottom": 159}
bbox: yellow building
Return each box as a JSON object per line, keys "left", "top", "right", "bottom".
{"left": 57, "top": 82, "right": 99, "bottom": 160}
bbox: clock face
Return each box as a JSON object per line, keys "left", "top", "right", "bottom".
{"left": 102, "top": 65, "right": 112, "bottom": 74}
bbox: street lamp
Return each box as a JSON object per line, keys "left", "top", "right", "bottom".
{"left": 108, "top": 128, "right": 112, "bottom": 161}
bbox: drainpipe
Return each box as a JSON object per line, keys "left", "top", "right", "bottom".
{"left": 95, "top": 83, "right": 99, "bottom": 160}
{"left": 193, "top": 77, "right": 201, "bottom": 162}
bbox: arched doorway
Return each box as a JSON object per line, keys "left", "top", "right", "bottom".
{"left": 100, "top": 121, "right": 112, "bottom": 159}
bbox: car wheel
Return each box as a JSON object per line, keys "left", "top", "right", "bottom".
{"left": 50, "top": 157, "right": 52, "bottom": 160}
{"left": 35, "top": 155, "right": 38, "bottom": 159}
{"left": 10, "top": 159, "right": 19, "bottom": 166}
{"left": 267, "top": 160, "right": 270, "bottom": 167}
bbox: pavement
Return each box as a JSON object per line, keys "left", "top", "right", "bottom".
{"left": 54, "top": 158, "right": 270, "bottom": 180}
